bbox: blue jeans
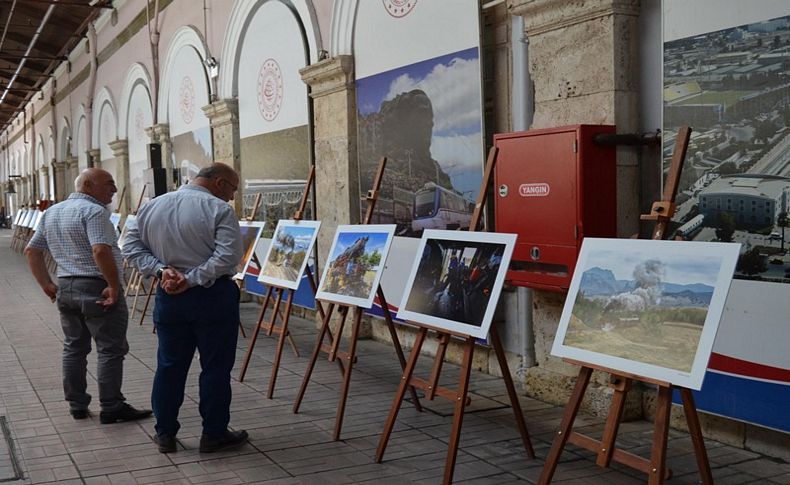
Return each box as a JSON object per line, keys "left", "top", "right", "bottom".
{"left": 152, "top": 277, "right": 240, "bottom": 439}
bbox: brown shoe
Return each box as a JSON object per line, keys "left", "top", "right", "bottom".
{"left": 154, "top": 434, "right": 177, "bottom": 453}
{"left": 199, "top": 430, "right": 248, "bottom": 453}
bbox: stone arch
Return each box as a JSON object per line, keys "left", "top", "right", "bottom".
{"left": 58, "top": 117, "right": 72, "bottom": 160}
{"left": 157, "top": 25, "right": 212, "bottom": 123}
{"left": 329, "top": 0, "right": 357, "bottom": 56}
{"left": 118, "top": 63, "right": 153, "bottom": 140}
{"left": 92, "top": 86, "right": 117, "bottom": 149}
{"left": 218, "top": 0, "right": 322, "bottom": 99}
{"left": 74, "top": 104, "right": 88, "bottom": 170}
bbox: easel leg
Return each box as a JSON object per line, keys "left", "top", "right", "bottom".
{"left": 334, "top": 307, "right": 363, "bottom": 441}
{"left": 538, "top": 366, "right": 593, "bottom": 485}
{"left": 376, "top": 327, "right": 428, "bottom": 463}
{"left": 596, "top": 377, "right": 632, "bottom": 468}
{"left": 378, "top": 286, "right": 422, "bottom": 412}
{"left": 292, "top": 303, "right": 336, "bottom": 413}
{"left": 131, "top": 276, "right": 147, "bottom": 315}
{"left": 648, "top": 385, "right": 673, "bottom": 485}
{"left": 139, "top": 277, "right": 157, "bottom": 326}
{"left": 443, "top": 337, "right": 475, "bottom": 485}
{"left": 238, "top": 286, "right": 273, "bottom": 381}
{"left": 490, "top": 325, "right": 534, "bottom": 458}
{"left": 267, "top": 289, "right": 295, "bottom": 399}
{"left": 305, "top": 265, "right": 345, "bottom": 375}
{"left": 329, "top": 307, "right": 349, "bottom": 361}
{"left": 680, "top": 388, "right": 713, "bottom": 485}
{"left": 427, "top": 333, "right": 451, "bottom": 400}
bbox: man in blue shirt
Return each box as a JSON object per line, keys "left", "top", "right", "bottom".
{"left": 123, "top": 163, "right": 246, "bottom": 454}
{"left": 25, "top": 168, "right": 152, "bottom": 424}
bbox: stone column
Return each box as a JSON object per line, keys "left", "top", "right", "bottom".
{"left": 109, "top": 139, "right": 132, "bottom": 215}
{"left": 299, "top": 56, "right": 360, "bottom": 263}
{"left": 88, "top": 149, "right": 101, "bottom": 169}
{"left": 146, "top": 124, "right": 172, "bottom": 192}
{"left": 52, "top": 161, "right": 67, "bottom": 202}
{"left": 64, "top": 156, "right": 79, "bottom": 195}
{"left": 511, "top": 0, "right": 643, "bottom": 419}
{"left": 20, "top": 176, "right": 29, "bottom": 205}
{"left": 39, "top": 165, "right": 49, "bottom": 200}
{"left": 202, "top": 99, "right": 242, "bottom": 214}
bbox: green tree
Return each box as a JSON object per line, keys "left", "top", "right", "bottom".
{"left": 778, "top": 211, "right": 789, "bottom": 250}
{"left": 737, "top": 247, "right": 767, "bottom": 276}
{"left": 715, "top": 212, "right": 736, "bottom": 242}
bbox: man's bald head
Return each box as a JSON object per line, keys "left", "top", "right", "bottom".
{"left": 75, "top": 168, "right": 117, "bottom": 205}
{"left": 193, "top": 163, "right": 239, "bottom": 202}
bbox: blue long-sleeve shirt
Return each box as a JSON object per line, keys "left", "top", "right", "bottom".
{"left": 122, "top": 184, "right": 243, "bottom": 288}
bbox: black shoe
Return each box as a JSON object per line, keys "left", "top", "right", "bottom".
{"left": 99, "top": 403, "right": 153, "bottom": 424}
{"left": 199, "top": 430, "right": 249, "bottom": 453}
{"left": 153, "top": 434, "right": 177, "bottom": 453}
{"left": 70, "top": 409, "right": 89, "bottom": 420}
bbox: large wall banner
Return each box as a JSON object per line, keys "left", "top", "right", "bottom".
{"left": 354, "top": 0, "right": 484, "bottom": 237}
{"left": 237, "top": 0, "right": 311, "bottom": 234}
{"left": 664, "top": 0, "right": 790, "bottom": 433}
{"left": 167, "top": 44, "right": 212, "bottom": 184}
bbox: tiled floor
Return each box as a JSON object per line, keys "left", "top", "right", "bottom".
{"left": 1, "top": 228, "right": 788, "bottom": 484}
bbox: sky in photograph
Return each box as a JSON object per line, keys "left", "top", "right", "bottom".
{"left": 583, "top": 249, "right": 723, "bottom": 286}
{"left": 330, "top": 232, "right": 390, "bottom": 260}
{"left": 274, "top": 224, "right": 317, "bottom": 251}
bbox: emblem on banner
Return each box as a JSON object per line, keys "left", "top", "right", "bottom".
{"left": 178, "top": 76, "right": 195, "bottom": 125}
{"left": 258, "top": 58, "right": 284, "bottom": 122}
{"left": 383, "top": 0, "right": 417, "bottom": 18}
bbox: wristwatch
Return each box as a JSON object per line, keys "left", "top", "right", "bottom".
{"left": 155, "top": 266, "right": 166, "bottom": 280}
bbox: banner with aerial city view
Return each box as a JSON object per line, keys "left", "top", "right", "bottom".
{"left": 664, "top": 1, "right": 790, "bottom": 285}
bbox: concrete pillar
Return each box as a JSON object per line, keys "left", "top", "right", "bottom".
{"left": 108, "top": 139, "right": 132, "bottom": 215}
{"left": 202, "top": 99, "right": 242, "bottom": 214}
{"left": 64, "top": 156, "right": 79, "bottom": 195}
{"left": 299, "top": 56, "right": 360, "bottom": 264}
{"left": 38, "top": 165, "right": 49, "bottom": 200}
{"left": 88, "top": 149, "right": 101, "bottom": 169}
{"left": 145, "top": 124, "right": 172, "bottom": 192}
{"left": 510, "top": 0, "right": 643, "bottom": 419}
{"left": 52, "top": 161, "right": 67, "bottom": 202}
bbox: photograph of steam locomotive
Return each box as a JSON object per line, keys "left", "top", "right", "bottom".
{"left": 258, "top": 219, "right": 321, "bottom": 290}
{"left": 552, "top": 238, "right": 740, "bottom": 389}
{"left": 316, "top": 225, "right": 396, "bottom": 308}
{"left": 398, "top": 230, "right": 516, "bottom": 339}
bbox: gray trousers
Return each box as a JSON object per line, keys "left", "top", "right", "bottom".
{"left": 56, "top": 277, "right": 129, "bottom": 412}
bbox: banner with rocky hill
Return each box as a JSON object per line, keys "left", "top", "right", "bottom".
{"left": 354, "top": 0, "right": 483, "bottom": 237}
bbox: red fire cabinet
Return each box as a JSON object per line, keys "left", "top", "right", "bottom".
{"left": 493, "top": 125, "right": 617, "bottom": 292}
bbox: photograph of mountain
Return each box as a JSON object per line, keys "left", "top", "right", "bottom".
{"left": 258, "top": 219, "right": 320, "bottom": 290}
{"left": 553, "top": 238, "right": 740, "bottom": 389}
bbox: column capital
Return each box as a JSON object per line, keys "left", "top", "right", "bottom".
{"left": 108, "top": 139, "right": 129, "bottom": 158}
{"left": 300, "top": 55, "right": 354, "bottom": 98}
{"left": 145, "top": 123, "right": 170, "bottom": 143}
{"left": 39, "top": 165, "right": 48, "bottom": 175}
{"left": 52, "top": 161, "right": 67, "bottom": 172}
{"left": 64, "top": 156, "right": 78, "bottom": 169}
{"left": 511, "top": 0, "right": 640, "bottom": 37}
{"left": 202, "top": 98, "right": 239, "bottom": 128}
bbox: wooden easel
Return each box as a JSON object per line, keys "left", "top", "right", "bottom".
{"left": 375, "top": 147, "right": 535, "bottom": 484}
{"left": 291, "top": 157, "right": 423, "bottom": 440}
{"left": 238, "top": 166, "right": 342, "bottom": 398}
{"left": 537, "top": 126, "right": 713, "bottom": 485}
{"left": 123, "top": 186, "right": 150, "bottom": 305}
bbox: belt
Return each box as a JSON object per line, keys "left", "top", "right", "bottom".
{"left": 58, "top": 275, "right": 106, "bottom": 281}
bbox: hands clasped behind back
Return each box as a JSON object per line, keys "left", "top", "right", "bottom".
{"left": 161, "top": 268, "right": 189, "bottom": 295}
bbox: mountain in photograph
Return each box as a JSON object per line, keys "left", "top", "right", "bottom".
{"left": 579, "top": 266, "right": 714, "bottom": 307}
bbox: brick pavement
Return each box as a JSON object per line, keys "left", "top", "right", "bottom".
{"left": 0, "top": 228, "right": 788, "bottom": 484}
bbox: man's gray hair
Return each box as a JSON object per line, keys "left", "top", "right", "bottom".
{"left": 195, "top": 163, "right": 236, "bottom": 180}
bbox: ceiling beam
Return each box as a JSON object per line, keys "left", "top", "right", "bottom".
{"left": 0, "top": 53, "right": 67, "bottom": 62}
{"left": 0, "top": 0, "right": 113, "bottom": 8}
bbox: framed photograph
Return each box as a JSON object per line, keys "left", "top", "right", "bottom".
{"left": 552, "top": 238, "right": 741, "bottom": 390}
{"left": 396, "top": 230, "right": 516, "bottom": 339}
{"left": 20, "top": 209, "right": 34, "bottom": 228}
{"left": 258, "top": 219, "right": 321, "bottom": 290}
{"left": 316, "top": 224, "right": 396, "bottom": 308}
{"left": 109, "top": 212, "right": 122, "bottom": 235}
{"left": 235, "top": 221, "right": 266, "bottom": 279}
{"left": 32, "top": 211, "right": 43, "bottom": 231}
{"left": 13, "top": 209, "right": 23, "bottom": 226}
{"left": 118, "top": 214, "right": 136, "bottom": 251}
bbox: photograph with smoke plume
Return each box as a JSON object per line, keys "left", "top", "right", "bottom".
{"left": 258, "top": 219, "right": 321, "bottom": 290}
{"left": 552, "top": 238, "right": 741, "bottom": 390}
{"left": 397, "top": 230, "right": 516, "bottom": 339}
{"left": 316, "top": 225, "right": 396, "bottom": 308}
{"left": 235, "top": 221, "right": 266, "bottom": 279}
